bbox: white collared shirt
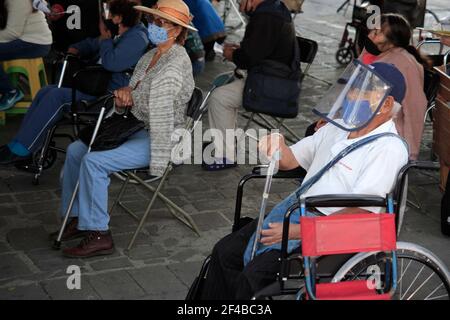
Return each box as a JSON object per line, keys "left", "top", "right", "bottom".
{"left": 289, "top": 120, "right": 409, "bottom": 215}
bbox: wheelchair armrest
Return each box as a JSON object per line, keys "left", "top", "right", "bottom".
{"left": 303, "top": 194, "right": 387, "bottom": 208}
{"left": 252, "top": 166, "right": 307, "bottom": 178}
{"left": 72, "top": 65, "right": 108, "bottom": 81}
{"left": 70, "top": 94, "right": 114, "bottom": 115}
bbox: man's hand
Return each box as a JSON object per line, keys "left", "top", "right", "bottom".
{"left": 223, "top": 43, "right": 238, "bottom": 61}
{"left": 114, "top": 87, "right": 134, "bottom": 108}
{"left": 260, "top": 222, "right": 301, "bottom": 246}
{"left": 259, "top": 133, "right": 286, "bottom": 159}
{"left": 259, "top": 133, "right": 301, "bottom": 170}
{"left": 67, "top": 47, "right": 79, "bottom": 56}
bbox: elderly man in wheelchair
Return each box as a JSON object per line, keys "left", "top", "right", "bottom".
{"left": 199, "top": 61, "right": 414, "bottom": 300}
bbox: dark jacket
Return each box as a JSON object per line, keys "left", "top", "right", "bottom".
{"left": 72, "top": 23, "right": 149, "bottom": 90}
{"left": 232, "top": 0, "right": 296, "bottom": 70}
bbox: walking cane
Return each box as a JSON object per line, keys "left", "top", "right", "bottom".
{"left": 53, "top": 95, "right": 114, "bottom": 250}
{"left": 250, "top": 149, "right": 281, "bottom": 260}
{"left": 57, "top": 55, "right": 70, "bottom": 88}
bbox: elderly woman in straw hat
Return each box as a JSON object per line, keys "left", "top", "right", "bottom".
{"left": 58, "top": 0, "right": 196, "bottom": 258}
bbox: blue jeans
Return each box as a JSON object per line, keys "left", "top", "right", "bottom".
{"left": 0, "top": 39, "right": 51, "bottom": 93}
{"left": 11, "top": 84, "right": 95, "bottom": 154}
{"left": 61, "top": 129, "right": 151, "bottom": 231}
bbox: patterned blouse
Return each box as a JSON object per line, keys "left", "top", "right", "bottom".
{"left": 130, "top": 44, "right": 194, "bottom": 176}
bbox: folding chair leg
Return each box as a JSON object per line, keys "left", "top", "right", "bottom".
{"left": 109, "top": 173, "right": 131, "bottom": 217}
{"left": 125, "top": 168, "right": 200, "bottom": 251}
{"left": 275, "top": 118, "right": 302, "bottom": 142}
{"left": 256, "top": 114, "right": 277, "bottom": 130}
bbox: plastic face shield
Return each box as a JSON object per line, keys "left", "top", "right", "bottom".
{"left": 313, "top": 60, "right": 392, "bottom": 131}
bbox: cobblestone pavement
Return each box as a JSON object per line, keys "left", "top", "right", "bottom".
{"left": 0, "top": 0, "right": 449, "bottom": 299}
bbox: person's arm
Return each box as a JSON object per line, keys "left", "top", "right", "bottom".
{"left": 70, "top": 37, "right": 101, "bottom": 58}
{"left": 258, "top": 133, "right": 300, "bottom": 170}
{"left": 232, "top": 13, "right": 280, "bottom": 69}
{"left": 0, "top": 1, "right": 31, "bottom": 42}
{"left": 99, "top": 31, "right": 148, "bottom": 72}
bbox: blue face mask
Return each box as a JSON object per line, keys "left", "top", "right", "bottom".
{"left": 147, "top": 23, "right": 169, "bottom": 45}
{"left": 341, "top": 97, "right": 373, "bottom": 127}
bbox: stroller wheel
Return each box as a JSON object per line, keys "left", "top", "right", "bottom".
{"left": 335, "top": 47, "right": 354, "bottom": 66}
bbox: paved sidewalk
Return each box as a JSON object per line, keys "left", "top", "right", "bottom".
{"left": 0, "top": 0, "right": 449, "bottom": 300}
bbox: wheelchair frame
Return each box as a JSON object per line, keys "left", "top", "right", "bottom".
{"left": 187, "top": 160, "right": 449, "bottom": 300}
{"left": 18, "top": 55, "right": 114, "bottom": 185}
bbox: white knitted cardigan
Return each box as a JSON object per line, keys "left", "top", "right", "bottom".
{"left": 130, "top": 44, "right": 194, "bottom": 176}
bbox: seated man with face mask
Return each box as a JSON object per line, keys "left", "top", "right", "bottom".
{"left": 200, "top": 62, "right": 409, "bottom": 300}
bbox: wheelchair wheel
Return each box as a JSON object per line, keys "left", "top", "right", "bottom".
{"left": 335, "top": 47, "right": 354, "bottom": 66}
{"left": 332, "top": 242, "right": 450, "bottom": 300}
{"left": 34, "top": 147, "right": 58, "bottom": 170}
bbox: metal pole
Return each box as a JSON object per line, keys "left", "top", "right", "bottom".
{"left": 57, "top": 59, "right": 68, "bottom": 88}
{"left": 228, "top": 0, "right": 247, "bottom": 27}
{"left": 53, "top": 103, "right": 108, "bottom": 249}
{"left": 250, "top": 150, "right": 281, "bottom": 260}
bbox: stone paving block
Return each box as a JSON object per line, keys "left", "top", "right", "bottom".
{"left": 190, "top": 212, "right": 230, "bottom": 232}
{"left": 112, "top": 232, "right": 154, "bottom": 250}
{"left": 89, "top": 257, "right": 134, "bottom": 272}
{"left": 0, "top": 204, "right": 19, "bottom": 216}
{"left": 128, "top": 265, "right": 187, "bottom": 296}
{"left": 192, "top": 199, "right": 235, "bottom": 213}
{"left": 0, "top": 283, "right": 49, "bottom": 300}
{"left": 0, "top": 241, "right": 12, "bottom": 253}
{"left": 127, "top": 244, "right": 169, "bottom": 261}
{"left": 29, "top": 212, "right": 59, "bottom": 226}
{"left": 0, "top": 195, "right": 14, "bottom": 204}
{"left": 0, "top": 253, "right": 34, "bottom": 281}
{"left": 6, "top": 226, "right": 52, "bottom": 251}
{"left": 167, "top": 261, "right": 204, "bottom": 287}
{"left": 88, "top": 270, "right": 146, "bottom": 300}
{"left": 27, "top": 248, "right": 85, "bottom": 273}
{"left": 0, "top": 217, "right": 6, "bottom": 229}
{"left": 14, "top": 191, "right": 55, "bottom": 203}
{"left": 20, "top": 200, "right": 59, "bottom": 214}
{"left": 168, "top": 248, "right": 203, "bottom": 263}
{"left": 42, "top": 277, "right": 99, "bottom": 300}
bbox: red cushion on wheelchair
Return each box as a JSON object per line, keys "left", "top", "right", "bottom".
{"left": 300, "top": 213, "right": 396, "bottom": 256}
{"left": 315, "top": 280, "right": 391, "bottom": 300}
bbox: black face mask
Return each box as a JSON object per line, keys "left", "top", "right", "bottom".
{"left": 104, "top": 19, "right": 119, "bottom": 38}
{"left": 364, "top": 37, "right": 381, "bottom": 56}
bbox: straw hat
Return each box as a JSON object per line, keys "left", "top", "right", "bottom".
{"left": 134, "top": 0, "right": 197, "bottom": 31}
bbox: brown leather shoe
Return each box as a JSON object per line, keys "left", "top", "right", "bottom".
{"left": 49, "top": 217, "right": 88, "bottom": 241}
{"left": 63, "top": 230, "right": 114, "bottom": 258}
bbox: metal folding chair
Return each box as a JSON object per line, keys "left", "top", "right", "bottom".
{"left": 240, "top": 36, "right": 319, "bottom": 143}
{"left": 109, "top": 87, "right": 206, "bottom": 251}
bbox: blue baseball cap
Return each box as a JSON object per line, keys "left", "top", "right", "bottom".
{"left": 369, "top": 62, "right": 406, "bottom": 103}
